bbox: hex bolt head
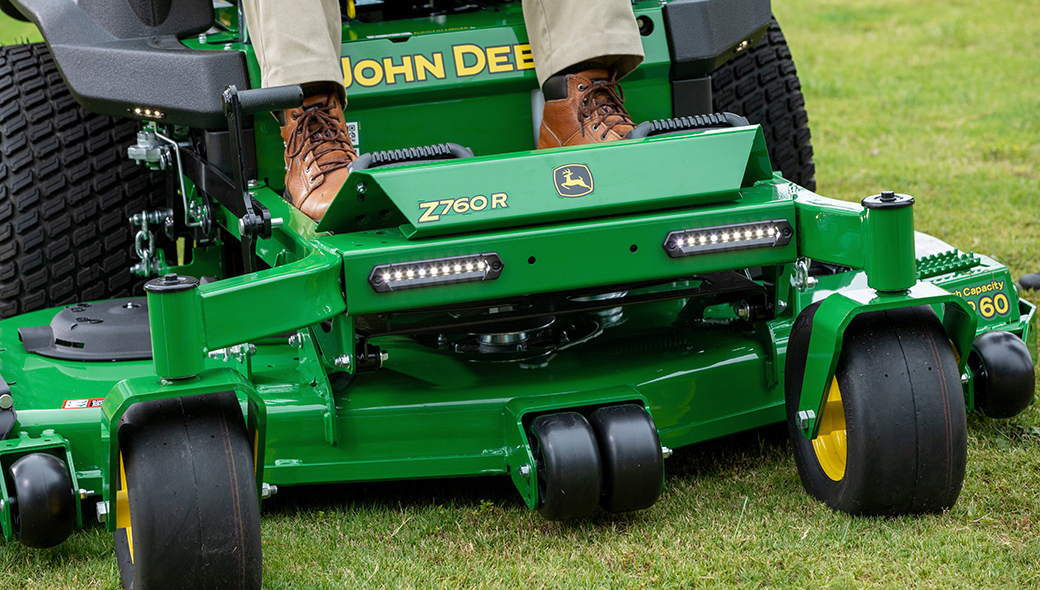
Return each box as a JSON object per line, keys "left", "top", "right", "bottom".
{"left": 661, "top": 446, "right": 674, "bottom": 459}
{"left": 518, "top": 464, "right": 531, "bottom": 479}
{"left": 334, "top": 355, "right": 351, "bottom": 369}
{"left": 795, "top": 410, "right": 817, "bottom": 430}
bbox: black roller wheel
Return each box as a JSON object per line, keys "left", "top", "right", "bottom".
{"left": 9, "top": 452, "right": 75, "bottom": 548}
{"left": 0, "top": 43, "right": 163, "bottom": 318}
{"left": 785, "top": 304, "right": 967, "bottom": 515}
{"left": 969, "top": 330, "right": 1035, "bottom": 419}
{"left": 588, "top": 405, "right": 663, "bottom": 513}
{"left": 113, "top": 392, "right": 262, "bottom": 590}
{"left": 712, "top": 17, "right": 816, "bottom": 191}
{"left": 529, "top": 412, "right": 602, "bottom": 521}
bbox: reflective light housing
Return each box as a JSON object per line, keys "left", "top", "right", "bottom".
{"left": 132, "top": 107, "right": 165, "bottom": 119}
{"left": 369, "top": 253, "right": 503, "bottom": 292}
{"left": 663, "top": 220, "right": 793, "bottom": 258}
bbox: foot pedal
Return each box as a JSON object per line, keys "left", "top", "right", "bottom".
{"left": 350, "top": 143, "right": 474, "bottom": 171}
{"left": 626, "top": 113, "right": 750, "bottom": 139}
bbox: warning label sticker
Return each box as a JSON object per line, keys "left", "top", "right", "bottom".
{"left": 62, "top": 398, "right": 104, "bottom": 410}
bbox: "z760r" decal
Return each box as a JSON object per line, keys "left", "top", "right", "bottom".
{"left": 418, "top": 193, "right": 508, "bottom": 223}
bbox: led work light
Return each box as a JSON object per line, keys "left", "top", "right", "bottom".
{"left": 663, "top": 220, "right": 793, "bottom": 258}
{"left": 369, "top": 253, "right": 503, "bottom": 292}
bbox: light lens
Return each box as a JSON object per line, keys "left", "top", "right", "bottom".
{"left": 663, "top": 220, "right": 792, "bottom": 258}
{"left": 369, "top": 252, "right": 503, "bottom": 292}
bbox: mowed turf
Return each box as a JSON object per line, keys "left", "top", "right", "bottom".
{"left": 2, "top": 0, "right": 1039, "bottom": 587}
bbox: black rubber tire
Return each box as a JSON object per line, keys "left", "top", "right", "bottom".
{"left": 785, "top": 304, "right": 967, "bottom": 515}
{"left": 530, "top": 412, "right": 602, "bottom": 521}
{"left": 712, "top": 17, "right": 816, "bottom": 191}
{"left": 9, "top": 452, "right": 75, "bottom": 548}
{"left": 0, "top": 43, "right": 163, "bottom": 319}
{"left": 114, "top": 392, "right": 262, "bottom": 590}
{"left": 588, "top": 405, "right": 663, "bottom": 513}
{"left": 969, "top": 330, "right": 1035, "bottom": 419}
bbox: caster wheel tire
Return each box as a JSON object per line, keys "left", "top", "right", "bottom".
{"left": 113, "top": 392, "right": 262, "bottom": 590}
{"left": 588, "top": 405, "right": 663, "bottom": 513}
{"left": 530, "top": 412, "right": 602, "bottom": 521}
{"left": 969, "top": 330, "right": 1035, "bottom": 419}
{"left": 785, "top": 304, "right": 967, "bottom": 515}
{"left": 9, "top": 452, "right": 75, "bottom": 548}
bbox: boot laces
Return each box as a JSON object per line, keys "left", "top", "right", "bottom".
{"left": 286, "top": 100, "right": 356, "bottom": 175}
{"left": 577, "top": 76, "right": 634, "bottom": 139}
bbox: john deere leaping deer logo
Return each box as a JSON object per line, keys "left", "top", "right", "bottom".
{"left": 553, "top": 164, "right": 594, "bottom": 198}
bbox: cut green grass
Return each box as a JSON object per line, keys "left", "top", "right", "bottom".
{"left": 1, "top": 0, "right": 1040, "bottom": 587}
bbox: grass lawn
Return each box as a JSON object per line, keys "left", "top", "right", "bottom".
{"left": 2, "top": 0, "right": 1039, "bottom": 588}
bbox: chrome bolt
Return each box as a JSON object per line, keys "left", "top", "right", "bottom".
{"left": 356, "top": 182, "right": 366, "bottom": 193}
{"left": 223, "top": 43, "right": 233, "bottom": 50}
{"left": 247, "top": 179, "right": 259, "bottom": 189}
{"left": 961, "top": 372, "right": 970, "bottom": 385}
{"left": 795, "top": 410, "right": 817, "bottom": 430}
{"left": 270, "top": 217, "right": 284, "bottom": 229}
{"left": 334, "top": 355, "right": 351, "bottom": 369}
{"left": 288, "top": 333, "right": 304, "bottom": 348}
{"left": 378, "top": 350, "right": 389, "bottom": 365}
{"left": 661, "top": 446, "right": 674, "bottom": 459}
{"left": 208, "top": 348, "right": 229, "bottom": 360}
{"left": 0, "top": 394, "right": 12, "bottom": 410}
{"left": 96, "top": 501, "right": 109, "bottom": 523}
{"left": 0, "top": 499, "right": 5, "bottom": 513}
{"left": 518, "top": 465, "right": 531, "bottom": 479}
{"left": 198, "top": 33, "right": 207, "bottom": 44}
{"left": 261, "top": 482, "right": 278, "bottom": 499}
{"left": 776, "top": 300, "right": 788, "bottom": 314}
{"left": 79, "top": 489, "right": 94, "bottom": 500}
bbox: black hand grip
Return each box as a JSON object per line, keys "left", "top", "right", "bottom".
{"left": 236, "top": 85, "right": 304, "bottom": 115}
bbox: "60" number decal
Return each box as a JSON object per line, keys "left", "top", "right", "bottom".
{"left": 966, "top": 292, "right": 1010, "bottom": 319}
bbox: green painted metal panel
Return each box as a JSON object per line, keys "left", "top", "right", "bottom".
{"left": 318, "top": 128, "right": 771, "bottom": 237}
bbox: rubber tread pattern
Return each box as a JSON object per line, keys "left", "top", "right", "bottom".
{"left": 711, "top": 18, "right": 816, "bottom": 191}
{"left": 0, "top": 43, "right": 163, "bottom": 318}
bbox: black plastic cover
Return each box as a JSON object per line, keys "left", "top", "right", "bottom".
{"left": 10, "top": 0, "right": 248, "bottom": 129}
{"left": 663, "top": 0, "right": 772, "bottom": 79}
{"left": 19, "top": 298, "right": 152, "bottom": 361}
{"left": 627, "top": 113, "right": 750, "bottom": 139}
{"left": 350, "top": 143, "right": 475, "bottom": 171}
{"left": 0, "top": 374, "right": 14, "bottom": 440}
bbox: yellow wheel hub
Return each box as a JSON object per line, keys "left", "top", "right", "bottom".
{"left": 812, "top": 377, "right": 847, "bottom": 481}
{"left": 116, "top": 452, "right": 134, "bottom": 563}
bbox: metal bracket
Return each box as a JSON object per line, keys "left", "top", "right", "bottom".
{"left": 791, "top": 257, "right": 818, "bottom": 292}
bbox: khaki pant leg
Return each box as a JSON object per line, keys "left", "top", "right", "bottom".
{"left": 242, "top": 0, "right": 345, "bottom": 100}
{"left": 522, "top": 0, "right": 644, "bottom": 88}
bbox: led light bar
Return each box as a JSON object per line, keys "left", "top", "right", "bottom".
{"left": 369, "top": 253, "right": 503, "bottom": 293}
{"left": 132, "top": 107, "right": 165, "bottom": 119}
{"left": 663, "top": 220, "right": 793, "bottom": 258}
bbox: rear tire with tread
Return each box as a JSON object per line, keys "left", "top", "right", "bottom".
{"left": 0, "top": 43, "right": 162, "bottom": 318}
{"left": 712, "top": 17, "right": 816, "bottom": 191}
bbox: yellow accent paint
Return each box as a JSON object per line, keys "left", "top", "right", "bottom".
{"left": 453, "top": 44, "right": 486, "bottom": 76}
{"left": 383, "top": 56, "right": 415, "bottom": 84}
{"left": 812, "top": 377, "right": 847, "bottom": 481}
{"left": 415, "top": 53, "right": 446, "bottom": 81}
{"left": 486, "top": 46, "right": 514, "bottom": 73}
{"left": 513, "top": 44, "right": 535, "bottom": 70}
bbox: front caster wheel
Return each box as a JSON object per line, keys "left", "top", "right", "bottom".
{"left": 785, "top": 305, "right": 967, "bottom": 515}
{"left": 588, "top": 405, "right": 663, "bottom": 513}
{"left": 113, "top": 392, "right": 262, "bottom": 590}
{"left": 530, "top": 412, "right": 602, "bottom": 521}
{"left": 969, "top": 330, "right": 1035, "bottom": 419}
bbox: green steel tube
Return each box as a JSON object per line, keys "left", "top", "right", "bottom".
{"left": 862, "top": 191, "right": 917, "bottom": 292}
{"left": 144, "top": 274, "right": 204, "bottom": 379}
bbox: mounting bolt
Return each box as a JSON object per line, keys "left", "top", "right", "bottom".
{"left": 0, "top": 499, "right": 5, "bottom": 513}
{"left": 379, "top": 350, "right": 389, "bottom": 365}
{"left": 795, "top": 410, "right": 817, "bottom": 430}
{"left": 356, "top": 182, "right": 366, "bottom": 194}
{"left": 334, "top": 355, "right": 351, "bottom": 369}
{"left": 96, "top": 501, "right": 109, "bottom": 523}
{"left": 288, "top": 332, "right": 304, "bottom": 348}
{"left": 880, "top": 190, "right": 897, "bottom": 202}
{"left": 776, "top": 300, "right": 788, "bottom": 314}
{"left": 247, "top": 179, "right": 259, "bottom": 189}
{"left": 0, "top": 394, "right": 12, "bottom": 410}
{"left": 261, "top": 483, "right": 278, "bottom": 499}
{"left": 270, "top": 218, "right": 284, "bottom": 229}
{"left": 961, "top": 372, "right": 970, "bottom": 385}
{"left": 518, "top": 465, "right": 531, "bottom": 479}
{"left": 79, "top": 489, "right": 93, "bottom": 500}
{"left": 661, "top": 446, "right": 674, "bottom": 459}
{"left": 223, "top": 43, "right": 233, "bottom": 50}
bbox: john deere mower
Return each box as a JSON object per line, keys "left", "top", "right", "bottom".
{"left": 0, "top": 0, "right": 1034, "bottom": 588}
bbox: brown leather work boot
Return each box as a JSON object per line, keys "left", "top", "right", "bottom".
{"left": 537, "top": 69, "right": 636, "bottom": 149}
{"left": 281, "top": 92, "right": 357, "bottom": 221}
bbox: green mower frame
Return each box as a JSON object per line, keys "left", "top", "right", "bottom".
{"left": 0, "top": 0, "right": 1035, "bottom": 587}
